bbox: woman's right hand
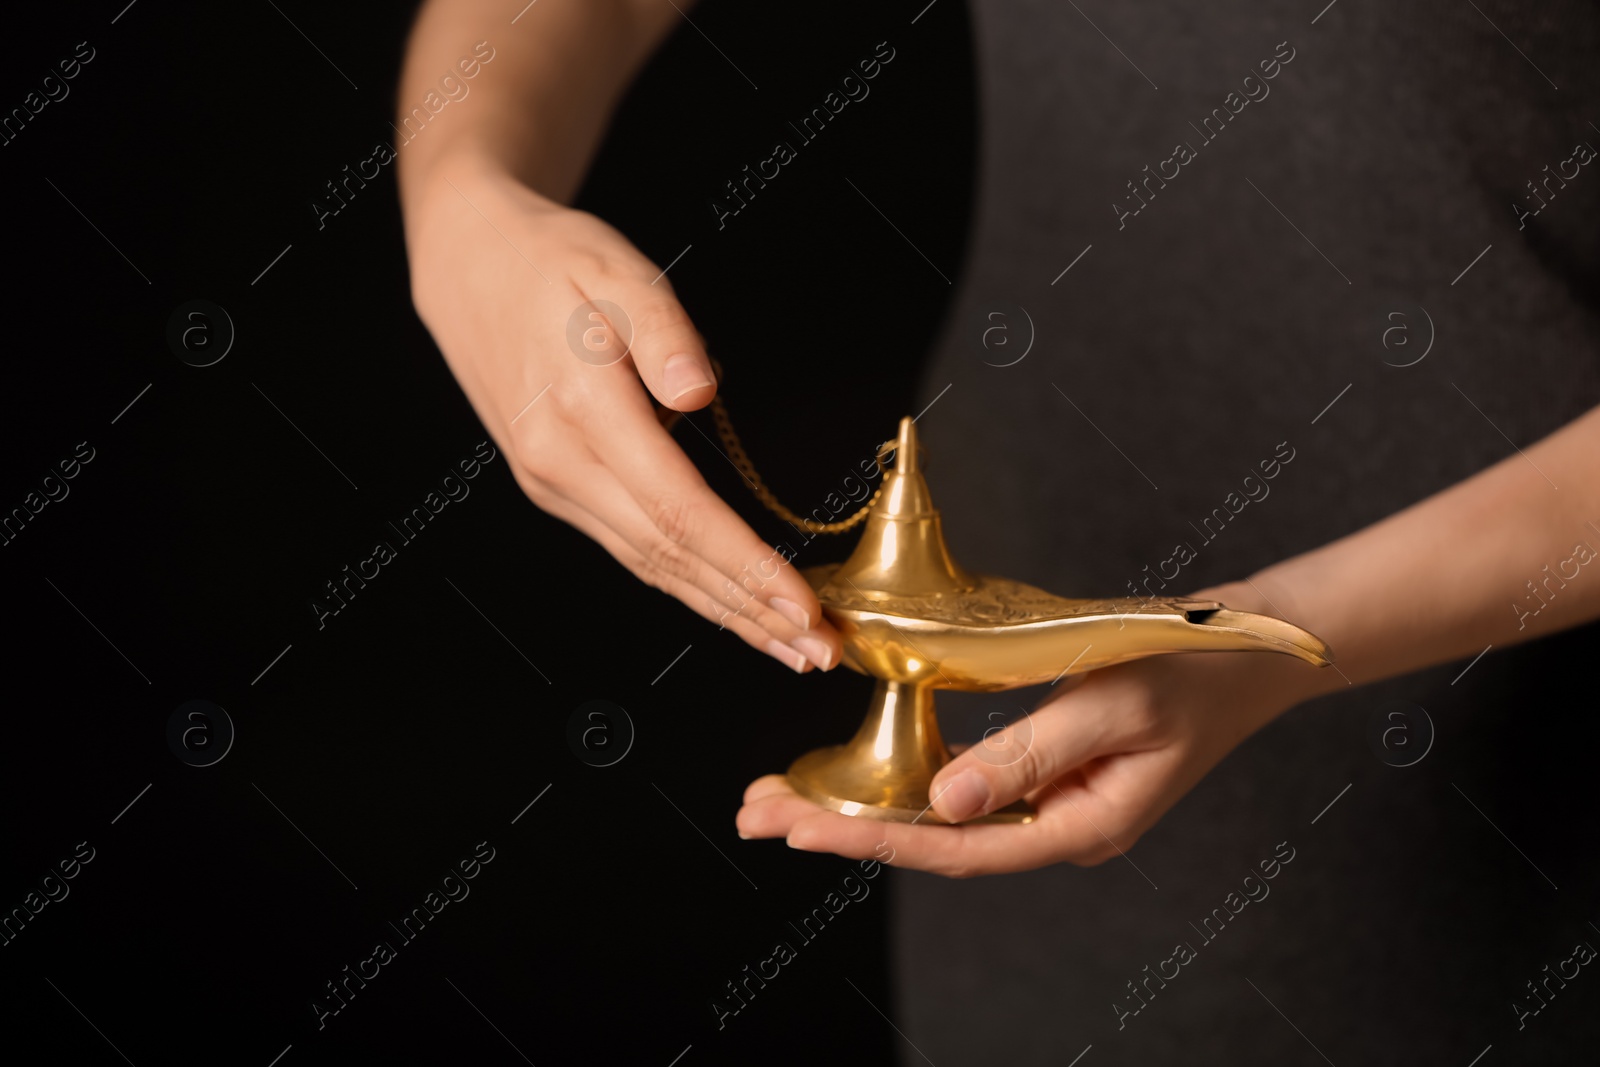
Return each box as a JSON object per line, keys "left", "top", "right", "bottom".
{"left": 402, "top": 152, "right": 841, "bottom": 673}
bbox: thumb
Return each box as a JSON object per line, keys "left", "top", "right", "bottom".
{"left": 929, "top": 700, "right": 1107, "bottom": 823}
{"left": 589, "top": 274, "right": 717, "bottom": 412}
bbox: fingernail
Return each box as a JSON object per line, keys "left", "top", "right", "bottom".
{"left": 932, "top": 770, "right": 990, "bottom": 823}
{"left": 790, "top": 636, "right": 834, "bottom": 671}
{"left": 738, "top": 831, "right": 751, "bottom": 840}
{"left": 765, "top": 638, "right": 808, "bottom": 673}
{"left": 769, "top": 596, "right": 811, "bottom": 630}
{"left": 664, "top": 354, "right": 714, "bottom": 402}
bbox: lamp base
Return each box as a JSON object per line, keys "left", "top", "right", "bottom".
{"left": 785, "top": 679, "right": 1035, "bottom": 825}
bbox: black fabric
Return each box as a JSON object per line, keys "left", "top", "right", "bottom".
{"left": 894, "top": 1, "right": 1600, "bottom": 1063}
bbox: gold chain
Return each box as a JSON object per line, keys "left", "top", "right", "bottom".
{"left": 709, "top": 393, "right": 883, "bottom": 534}
{"left": 697, "top": 357, "right": 885, "bottom": 535}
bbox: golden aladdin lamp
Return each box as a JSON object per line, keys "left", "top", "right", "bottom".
{"left": 783, "top": 416, "right": 1333, "bottom": 825}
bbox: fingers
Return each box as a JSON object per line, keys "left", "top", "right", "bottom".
{"left": 415, "top": 182, "right": 820, "bottom": 669}
{"left": 516, "top": 468, "right": 818, "bottom": 671}
{"left": 571, "top": 251, "right": 838, "bottom": 647}
{"left": 737, "top": 789, "right": 824, "bottom": 839}
{"left": 586, "top": 270, "right": 717, "bottom": 412}
{"left": 927, "top": 692, "right": 1126, "bottom": 824}
{"left": 541, "top": 460, "right": 836, "bottom": 667}
{"left": 742, "top": 774, "right": 793, "bottom": 805}
{"left": 578, "top": 383, "right": 841, "bottom": 652}
{"left": 782, "top": 809, "right": 1066, "bottom": 878}
{"left": 431, "top": 197, "right": 836, "bottom": 669}
{"left": 1033, "top": 770, "right": 1148, "bottom": 867}
{"left": 507, "top": 378, "right": 839, "bottom": 669}
{"left": 781, "top": 781, "right": 1148, "bottom": 876}
{"left": 734, "top": 774, "right": 1143, "bottom": 875}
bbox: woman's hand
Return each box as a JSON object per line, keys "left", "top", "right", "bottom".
{"left": 402, "top": 153, "right": 841, "bottom": 673}
{"left": 736, "top": 583, "right": 1330, "bottom": 876}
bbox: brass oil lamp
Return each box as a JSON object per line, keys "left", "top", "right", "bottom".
{"left": 785, "top": 416, "right": 1333, "bottom": 825}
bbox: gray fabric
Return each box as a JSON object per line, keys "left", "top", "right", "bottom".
{"left": 895, "top": 2, "right": 1600, "bottom": 1063}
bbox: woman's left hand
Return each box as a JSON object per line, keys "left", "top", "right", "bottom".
{"left": 735, "top": 583, "right": 1333, "bottom": 877}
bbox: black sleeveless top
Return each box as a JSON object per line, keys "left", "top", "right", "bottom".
{"left": 898, "top": 1, "right": 1600, "bottom": 1063}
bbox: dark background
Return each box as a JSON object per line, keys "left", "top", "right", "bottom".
{"left": 0, "top": 1, "right": 974, "bottom": 1064}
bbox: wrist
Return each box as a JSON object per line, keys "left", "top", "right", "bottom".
{"left": 399, "top": 146, "right": 563, "bottom": 270}
{"left": 401, "top": 139, "right": 518, "bottom": 225}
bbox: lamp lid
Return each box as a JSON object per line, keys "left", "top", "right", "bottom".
{"left": 824, "top": 417, "right": 977, "bottom": 600}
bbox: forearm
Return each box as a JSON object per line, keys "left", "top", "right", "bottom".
{"left": 1228, "top": 405, "right": 1600, "bottom": 699}
{"left": 395, "top": 0, "right": 686, "bottom": 213}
